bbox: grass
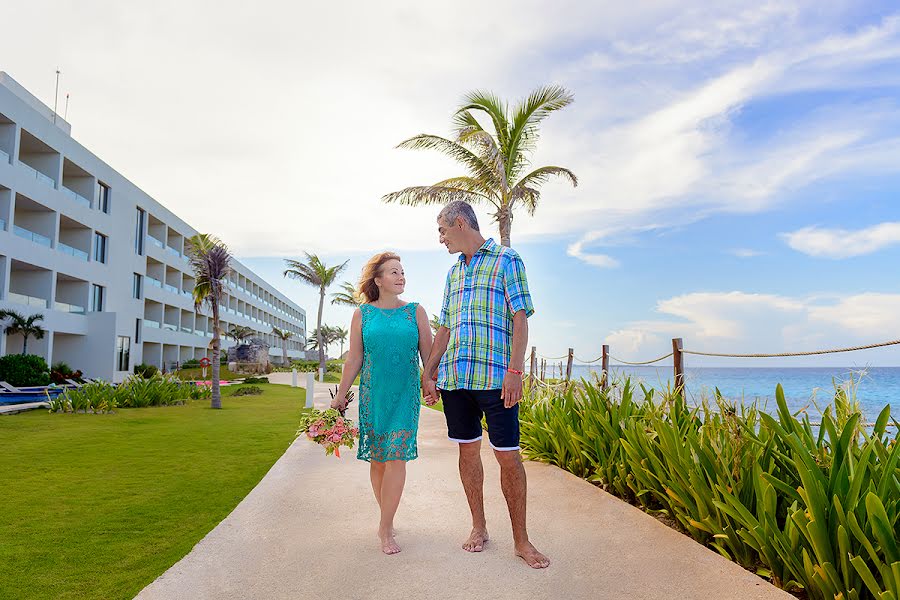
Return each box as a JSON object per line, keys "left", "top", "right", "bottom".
{"left": 0, "top": 383, "right": 306, "bottom": 600}
{"left": 172, "top": 366, "right": 244, "bottom": 380}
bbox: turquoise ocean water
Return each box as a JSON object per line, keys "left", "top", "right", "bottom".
{"left": 563, "top": 365, "right": 900, "bottom": 424}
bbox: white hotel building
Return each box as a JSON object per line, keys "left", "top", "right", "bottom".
{"left": 0, "top": 72, "right": 307, "bottom": 382}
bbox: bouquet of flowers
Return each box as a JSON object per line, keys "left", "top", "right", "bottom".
{"left": 296, "top": 387, "right": 358, "bottom": 457}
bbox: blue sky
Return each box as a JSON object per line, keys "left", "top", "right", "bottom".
{"left": 3, "top": 1, "right": 900, "bottom": 366}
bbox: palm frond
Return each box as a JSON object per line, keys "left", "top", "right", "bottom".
{"left": 382, "top": 185, "right": 491, "bottom": 207}
{"left": 395, "top": 134, "right": 498, "bottom": 186}
{"left": 331, "top": 281, "right": 360, "bottom": 307}
{"left": 508, "top": 85, "right": 574, "bottom": 158}
{"left": 456, "top": 90, "right": 511, "bottom": 151}
{"left": 514, "top": 165, "right": 578, "bottom": 190}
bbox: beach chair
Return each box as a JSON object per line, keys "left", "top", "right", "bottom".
{"left": 0, "top": 381, "right": 22, "bottom": 393}
{"left": 65, "top": 379, "right": 82, "bottom": 387}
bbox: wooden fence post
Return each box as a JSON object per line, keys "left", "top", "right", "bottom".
{"left": 529, "top": 346, "right": 537, "bottom": 380}
{"left": 601, "top": 344, "right": 609, "bottom": 391}
{"left": 672, "top": 338, "right": 685, "bottom": 394}
{"left": 540, "top": 359, "right": 546, "bottom": 381}
{"left": 566, "top": 348, "right": 574, "bottom": 381}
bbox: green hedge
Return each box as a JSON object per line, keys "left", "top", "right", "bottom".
{"left": 520, "top": 377, "right": 900, "bottom": 599}
{"left": 0, "top": 354, "right": 51, "bottom": 387}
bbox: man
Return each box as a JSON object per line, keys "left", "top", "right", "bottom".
{"left": 422, "top": 200, "right": 550, "bottom": 569}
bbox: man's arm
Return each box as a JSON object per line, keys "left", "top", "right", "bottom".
{"left": 501, "top": 310, "right": 528, "bottom": 408}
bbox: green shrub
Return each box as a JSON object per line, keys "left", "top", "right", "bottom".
{"left": 230, "top": 385, "right": 263, "bottom": 397}
{"left": 242, "top": 376, "right": 269, "bottom": 384}
{"left": 49, "top": 381, "right": 118, "bottom": 414}
{"left": 0, "top": 354, "right": 50, "bottom": 387}
{"left": 181, "top": 359, "right": 201, "bottom": 369}
{"left": 133, "top": 363, "right": 158, "bottom": 378}
{"left": 290, "top": 360, "right": 341, "bottom": 373}
{"left": 520, "top": 375, "right": 900, "bottom": 598}
{"left": 51, "top": 361, "right": 72, "bottom": 374}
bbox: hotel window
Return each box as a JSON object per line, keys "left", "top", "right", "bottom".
{"left": 135, "top": 319, "right": 142, "bottom": 343}
{"left": 91, "top": 284, "right": 105, "bottom": 312}
{"left": 97, "top": 182, "right": 111, "bottom": 214}
{"left": 135, "top": 208, "right": 146, "bottom": 255}
{"left": 93, "top": 232, "right": 108, "bottom": 263}
{"left": 116, "top": 336, "right": 130, "bottom": 371}
{"left": 133, "top": 273, "right": 143, "bottom": 299}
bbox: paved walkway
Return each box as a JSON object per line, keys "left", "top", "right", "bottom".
{"left": 137, "top": 379, "right": 790, "bottom": 600}
{"left": 0, "top": 401, "right": 48, "bottom": 415}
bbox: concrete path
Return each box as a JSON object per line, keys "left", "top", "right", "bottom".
{"left": 0, "top": 401, "right": 48, "bottom": 415}
{"left": 137, "top": 381, "right": 791, "bottom": 600}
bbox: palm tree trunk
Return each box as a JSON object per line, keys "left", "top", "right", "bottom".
{"left": 317, "top": 288, "right": 325, "bottom": 375}
{"left": 282, "top": 339, "right": 287, "bottom": 366}
{"left": 497, "top": 206, "right": 512, "bottom": 247}
{"left": 211, "top": 307, "right": 222, "bottom": 409}
{"left": 22, "top": 335, "right": 28, "bottom": 355}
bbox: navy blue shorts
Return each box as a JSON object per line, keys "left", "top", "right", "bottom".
{"left": 439, "top": 388, "right": 520, "bottom": 451}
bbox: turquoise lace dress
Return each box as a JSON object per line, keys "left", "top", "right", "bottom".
{"left": 357, "top": 302, "right": 422, "bottom": 462}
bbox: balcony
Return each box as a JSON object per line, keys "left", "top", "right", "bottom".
{"left": 0, "top": 148, "right": 8, "bottom": 164}
{"left": 148, "top": 235, "right": 165, "bottom": 249}
{"left": 55, "top": 301, "right": 85, "bottom": 314}
{"left": 165, "top": 246, "right": 181, "bottom": 259}
{"left": 61, "top": 186, "right": 91, "bottom": 209}
{"left": 8, "top": 292, "right": 48, "bottom": 308}
{"left": 162, "top": 323, "right": 178, "bottom": 332}
{"left": 164, "top": 283, "right": 179, "bottom": 295}
{"left": 144, "top": 319, "right": 161, "bottom": 329}
{"left": 13, "top": 225, "right": 52, "bottom": 247}
{"left": 180, "top": 326, "right": 193, "bottom": 334}
{"left": 19, "top": 161, "right": 55, "bottom": 188}
{"left": 0, "top": 217, "right": 6, "bottom": 231}
{"left": 57, "top": 242, "right": 89, "bottom": 261}
{"left": 146, "top": 276, "right": 163, "bottom": 288}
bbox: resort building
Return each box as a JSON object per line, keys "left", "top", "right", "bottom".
{"left": 0, "top": 72, "right": 306, "bottom": 381}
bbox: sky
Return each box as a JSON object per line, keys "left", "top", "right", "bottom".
{"left": 3, "top": 1, "right": 900, "bottom": 367}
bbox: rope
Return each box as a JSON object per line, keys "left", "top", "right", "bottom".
{"left": 537, "top": 353, "right": 569, "bottom": 360}
{"left": 682, "top": 339, "right": 900, "bottom": 358}
{"left": 610, "top": 352, "right": 674, "bottom": 366}
{"left": 574, "top": 355, "right": 604, "bottom": 364}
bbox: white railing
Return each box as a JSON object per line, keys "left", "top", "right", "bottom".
{"left": 55, "top": 301, "right": 86, "bottom": 314}
{"left": 147, "top": 235, "right": 165, "bottom": 248}
{"left": 146, "top": 276, "right": 163, "bottom": 288}
{"left": 58, "top": 242, "right": 89, "bottom": 261}
{"left": 19, "top": 161, "right": 55, "bottom": 187}
{"left": 61, "top": 186, "right": 92, "bottom": 209}
{"left": 143, "top": 319, "right": 161, "bottom": 329}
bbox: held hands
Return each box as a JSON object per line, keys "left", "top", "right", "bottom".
{"left": 421, "top": 377, "right": 440, "bottom": 406}
{"left": 501, "top": 369, "right": 524, "bottom": 408}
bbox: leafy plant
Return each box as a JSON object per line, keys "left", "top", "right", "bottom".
{"left": 0, "top": 354, "right": 50, "bottom": 387}
{"left": 230, "top": 386, "right": 263, "bottom": 397}
{"left": 133, "top": 363, "right": 159, "bottom": 378}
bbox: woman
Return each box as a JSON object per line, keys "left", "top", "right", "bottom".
{"left": 331, "top": 252, "right": 434, "bottom": 555}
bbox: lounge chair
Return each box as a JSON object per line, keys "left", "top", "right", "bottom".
{"left": 65, "top": 379, "right": 82, "bottom": 387}
{"left": 0, "top": 381, "right": 22, "bottom": 393}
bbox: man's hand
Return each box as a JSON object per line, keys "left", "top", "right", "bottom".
{"left": 501, "top": 371, "right": 523, "bottom": 408}
{"left": 422, "top": 378, "right": 440, "bottom": 406}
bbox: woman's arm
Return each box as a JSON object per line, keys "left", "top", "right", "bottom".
{"left": 415, "top": 304, "right": 434, "bottom": 368}
{"left": 331, "top": 308, "right": 363, "bottom": 410}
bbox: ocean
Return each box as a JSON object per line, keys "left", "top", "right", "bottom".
{"left": 556, "top": 365, "right": 900, "bottom": 424}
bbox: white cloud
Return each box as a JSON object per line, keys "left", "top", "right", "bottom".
{"left": 781, "top": 222, "right": 900, "bottom": 258}
{"left": 730, "top": 248, "right": 764, "bottom": 257}
{"left": 601, "top": 290, "right": 900, "bottom": 366}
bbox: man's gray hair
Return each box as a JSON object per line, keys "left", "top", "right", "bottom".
{"left": 438, "top": 201, "right": 480, "bottom": 231}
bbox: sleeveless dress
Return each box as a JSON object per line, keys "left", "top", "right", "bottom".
{"left": 357, "top": 302, "right": 422, "bottom": 462}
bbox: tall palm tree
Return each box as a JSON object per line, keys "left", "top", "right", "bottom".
{"left": 0, "top": 310, "right": 45, "bottom": 355}
{"left": 272, "top": 327, "right": 294, "bottom": 366}
{"left": 333, "top": 326, "right": 349, "bottom": 358}
{"left": 187, "top": 233, "right": 232, "bottom": 410}
{"left": 383, "top": 85, "right": 578, "bottom": 247}
{"left": 330, "top": 281, "right": 360, "bottom": 307}
{"left": 283, "top": 253, "right": 348, "bottom": 375}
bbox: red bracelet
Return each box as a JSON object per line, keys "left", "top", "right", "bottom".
{"left": 431, "top": 375, "right": 438, "bottom": 382}
{"left": 507, "top": 368, "right": 524, "bottom": 376}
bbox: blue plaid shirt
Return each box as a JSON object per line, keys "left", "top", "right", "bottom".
{"left": 438, "top": 238, "right": 534, "bottom": 391}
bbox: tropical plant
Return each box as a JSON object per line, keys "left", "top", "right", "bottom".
{"left": 383, "top": 86, "right": 578, "bottom": 247}
{"left": 0, "top": 309, "right": 46, "bottom": 355}
{"left": 519, "top": 374, "right": 900, "bottom": 599}
{"left": 133, "top": 363, "right": 159, "bottom": 378}
{"left": 333, "top": 326, "right": 348, "bottom": 358}
{"left": 429, "top": 314, "right": 441, "bottom": 334}
{"left": 0, "top": 353, "right": 50, "bottom": 387}
{"left": 306, "top": 325, "right": 340, "bottom": 354}
{"left": 283, "top": 253, "right": 348, "bottom": 374}
{"left": 230, "top": 385, "right": 263, "bottom": 397}
{"left": 226, "top": 325, "right": 254, "bottom": 344}
{"left": 330, "top": 281, "right": 360, "bottom": 307}
{"left": 272, "top": 327, "right": 294, "bottom": 366}
{"left": 187, "top": 233, "right": 233, "bottom": 409}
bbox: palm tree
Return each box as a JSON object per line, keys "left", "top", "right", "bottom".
{"left": 0, "top": 310, "right": 45, "bottom": 355}
{"left": 383, "top": 85, "right": 578, "bottom": 247}
{"left": 272, "top": 327, "right": 294, "bottom": 366}
{"left": 283, "top": 253, "right": 348, "bottom": 375}
{"left": 429, "top": 314, "right": 441, "bottom": 334}
{"left": 187, "top": 233, "right": 232, "bottom": 410}
{"left": 226, "top": 325, "right": 254, "bottom": 344}
{"left": 330, "top": 281, "right": 360, "bottom": 307}
{"left": 333, "top": 326, "right": 349, "bottom": 358}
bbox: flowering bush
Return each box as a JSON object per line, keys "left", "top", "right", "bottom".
{"left": 297, "top": 408, "right": 359, "bottom": 457}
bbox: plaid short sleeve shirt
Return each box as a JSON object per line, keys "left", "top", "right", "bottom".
{"left": 438, "top": 238, "right": 534, "bottom": 391}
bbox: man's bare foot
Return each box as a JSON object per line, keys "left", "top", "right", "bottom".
{"left": 462, "top": 528, "right": 489, "bottom": 552}
{"left": 515, "top": 542, "right": 550, "bottom": 568}
{"left": 379, "top": 531, "right": 401, "bottom": 555}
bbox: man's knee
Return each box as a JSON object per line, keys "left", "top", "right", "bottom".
{"left": 493, "top": 449, "right": 523, "bottom": 468}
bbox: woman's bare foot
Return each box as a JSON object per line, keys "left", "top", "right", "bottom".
{"left": 462, "top": 528, "right": 489, "bottom": 552}
{"left": 515, "top": 541, "right": 550, "bottom": 568}
{"left": 379, "top": 529, "right": 401, "bottom": 555}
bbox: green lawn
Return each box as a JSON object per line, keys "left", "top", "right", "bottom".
{"left": 173, "top": 366, "right": 244, "bottom": 380}
{"left": 0, "top": 384, "right": 306, "bottom": 600}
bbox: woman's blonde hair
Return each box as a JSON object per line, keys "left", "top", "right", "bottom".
{"left": 358, "top": 252, "right": 401, "bottom": 303}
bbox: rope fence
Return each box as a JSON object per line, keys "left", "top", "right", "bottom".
{"left": 527, "top": 337, "right": 900, "bottom": 395}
